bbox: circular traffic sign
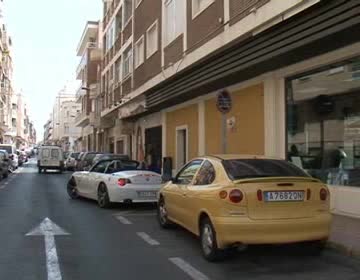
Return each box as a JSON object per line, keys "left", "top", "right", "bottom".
{"left": 216, "top": 90, "right": 232, "bottom": 114}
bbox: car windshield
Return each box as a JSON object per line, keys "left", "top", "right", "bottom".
{"left": 0, "top": 146, "right": 12, "bottom": 154}
{"left": 223, "top": 159, "right": 310, "bottom": 180}
{"left": 84, "top": 153, "right": 98, "bottom": 162}
{"left": 71, "top": 153, "right": 80, "bottom": 160}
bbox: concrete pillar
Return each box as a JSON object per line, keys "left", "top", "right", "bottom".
{"left": 264, "top": 76, "right": 286, "bottom": 159}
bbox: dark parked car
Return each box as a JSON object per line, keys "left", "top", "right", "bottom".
{"left": 76, "top": 152, "right": 102, "bottom": 171}
{"left": 65, "top": 152, "right": 80, "bottom": 171}
{"left": 0, "top": 150, "right": 10, "bottom": 178}
{"left": 92, "top": 153, "right": 130, "bottom": 165}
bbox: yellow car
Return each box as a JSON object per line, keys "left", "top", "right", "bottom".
{"left": 157, "top": 155, "right": 331, "bottom": 261}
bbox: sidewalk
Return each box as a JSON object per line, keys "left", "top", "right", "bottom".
{"left": 328, "top": 214, "right": 360, "bottom": 258}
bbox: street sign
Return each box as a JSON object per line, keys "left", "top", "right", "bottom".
{"left": 216, "top": 90, "right": 232, "bottom": 114}
{"left": 26, "top": 218, "right": 70, "bottom": 280}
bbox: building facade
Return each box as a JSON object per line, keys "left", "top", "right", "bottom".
{"left": 96, "top": 0, "right": 360, "bottom": 217}
{"left": 49, "top": 89, "right": 81, "bottom": 150}
{"left": 75, "top": 21, "right": 102, "bottom": 152}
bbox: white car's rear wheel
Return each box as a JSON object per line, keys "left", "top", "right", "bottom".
{"left": 97, "top": 184, "right": 111, "bottom": 208}
{"left": 67, "top": 178, "right": 79, "bottom": 199}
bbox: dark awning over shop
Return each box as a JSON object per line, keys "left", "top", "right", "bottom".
{"left": 143, "top": 0, "right": 360, "bottom": 114}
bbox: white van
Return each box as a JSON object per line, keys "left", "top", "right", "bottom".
{"left": 37, "top": 145, "right": 64, "bottom": 173}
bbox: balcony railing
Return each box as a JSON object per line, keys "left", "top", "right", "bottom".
{"left": 76, "top": 42, "right": 98, "bottom": 79}
{"left": 76, "top": 83, "right": 86, "bottom": 101}
{"left": 74, "top": 111, "right": 90, "bottom": 127}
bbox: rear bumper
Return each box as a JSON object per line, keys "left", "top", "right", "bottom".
{"left": 213, "top": 213, "right": 332, "bottom": 248}
{"left": 108, "top": 187, "right": 159, "bottom": 203}
{"left": 39, "top": 165, "right": 63, "bottom": 170}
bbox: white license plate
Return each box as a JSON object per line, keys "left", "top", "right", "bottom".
{"left": 138, "top": 191, "right": 157, "bottom": 198}
{"left": 264, "top": 191, "right": 304, "bottom": 202}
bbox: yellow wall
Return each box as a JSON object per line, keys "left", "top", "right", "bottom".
{"left": 166, "top": 104, "right": 199, "bottom": 161}
{"left": 205, "top": 84, "right": 264, "bottom": 155}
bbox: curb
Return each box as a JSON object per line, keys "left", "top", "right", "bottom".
{"left": 327, "top": 241, "right": 360, "bottom": 259}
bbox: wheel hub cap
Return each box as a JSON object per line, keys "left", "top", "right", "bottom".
{"left": 202, "top": 225, "right": 213, "bottom": 255}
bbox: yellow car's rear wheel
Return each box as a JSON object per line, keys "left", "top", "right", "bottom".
{"left": 200, "top": 217, "right": 224, "bottom": 262}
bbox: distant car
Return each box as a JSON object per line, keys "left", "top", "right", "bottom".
{"left": 18, "top": 150, "right": 28, "bottom": 165}
{"left": 92, "top": 153, "right": 130, "bottom": 165}
{"left": 37, "top": 145, "right": 64, "bottom": 173}
{"left": 75, "top": 152, "right": 86, "bottom": 171}
{"left": 157, "top": 155, "right": 331, "bottom": 261}
{"left": 0, "top": 144, "right": 18, "bottom": 170}
{"left": 67, "top": 159, "right": 162, "bottom": 208}
{"left": 76, "top": 152, "right": 102, "bottom": 171}
{"left": 0, "top": 150, "right": 10, "bottom": 178}
{"left": 65, "top": 152, "right": 80, "bottom": 171}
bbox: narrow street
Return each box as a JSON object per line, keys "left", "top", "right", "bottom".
{"left": 0, "top": 159, "right": 358, "bottom": 280}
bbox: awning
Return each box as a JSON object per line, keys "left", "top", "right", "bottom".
{"left": 145, "top": 0, "right": 360, "bottom": 113}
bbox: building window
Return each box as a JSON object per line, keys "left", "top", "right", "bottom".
{"left": 123, "top": 0, "right": 133, "bottom": 26}
{"left": 123, "top": 48, "right": 133, "bottom": 79}
{"left": 286, "top": 57, "right": 360, "bottom": 188}
{"left": 134, "top": 36, "right": 144, "bottom": 68}
{"left": 146, "top": 21, "right": 158, "bottom": 58}
{"left": 164, "top": 0, "right": 185, "bottom": 45}
{"left": 192, "top": 0, "right": 214, "bottom": 18}
{"left": 115, "top": 58, "right": 121, "bottom": 83}
{"left": 135, "top": 0, "right": 143, "bottom": 8}
{"left": 115, "top": 10, "right": 122, "bottom": 38}
{"left": 106, "top": 20, "right": 116, "bottom": 51}
{"left": 64, "top": 124, "right": 69, "bottom": 134}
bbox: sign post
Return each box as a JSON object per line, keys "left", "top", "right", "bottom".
{"left": 216, "top": 90, "right": 232, "bottom": 154}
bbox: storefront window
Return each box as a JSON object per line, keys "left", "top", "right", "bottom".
{"left": 287, "top": 58, "right": 360, "bottom": 187}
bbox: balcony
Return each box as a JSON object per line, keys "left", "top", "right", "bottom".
{"left": 75, "top": 83, "right": 86, "bottom": 102}
{"left": 89, "top": 112, "right": 100, "bottom": 128}
{"left": 76, "top": 42, "right": 98, "bottom": 79}
{"left": 74, "top": 111, "right": 90, "bottom": 128}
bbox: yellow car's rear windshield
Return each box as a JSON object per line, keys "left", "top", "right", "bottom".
{"left": 223, "top": 159, "right": 309, "bottom": 180}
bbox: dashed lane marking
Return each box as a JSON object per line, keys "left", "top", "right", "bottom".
{"left": 114, "top": 211, "right": 157, "bottom": 217}
{"left": 114, "top": 215, "right": 132, "bottom": 225}
{"left": 136, "top": 232, "right": 160, "bottom": 246}
{"left": 169, "top": 257, "right": 210, "bottom": 280}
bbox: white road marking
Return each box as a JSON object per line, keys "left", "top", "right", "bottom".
{"left": 114, "top": 215, "right": 133, "bottom": 225}
{"left": 26, "top": 218, "right": 70, "bottom": 280}
{"left": 169, "top": 257, "right": 210, "bottom": 280}
{"left": 117, "top": 211, "right": 157, "bottom": 217}
{"left": 136, "top": 232, "right": 160, "bottom": 246}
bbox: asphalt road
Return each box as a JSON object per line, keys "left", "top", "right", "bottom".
{"left": 0, "top": 159, "right": 359, "bottom": 280}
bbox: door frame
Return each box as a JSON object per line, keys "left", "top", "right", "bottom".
{"left": 175, "top": 125, "right": 189, "bottom": 171}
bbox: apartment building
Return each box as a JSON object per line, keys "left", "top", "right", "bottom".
{"left": 43, "top": 117, "right": 53, "bottom": 144}
{"left": 75, "top": 21, "right": 102, "bottom": 152}
{"left": 51, "top": 90, "right": 81, "bottom": 151}
{"left": 98, "top": 0, "right": 360, "bottom": 217}
{"left": 0, "top": 23, "right": 15, "bottom": 144}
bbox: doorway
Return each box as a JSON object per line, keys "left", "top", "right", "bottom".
{"left": 116, "top": 140, "right": 124, "bottom": 154}
{"left": 145, "top": 126, "right": 162, "bottom": 173}
{"left": 176, "top": 126, "right": 188, "bottom": 170}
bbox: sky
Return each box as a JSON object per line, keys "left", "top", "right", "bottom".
{"left": 4, "top": 0, "right": 102, "bottom": 140}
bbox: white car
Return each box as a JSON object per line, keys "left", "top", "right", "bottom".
{"left": 67, "top": 159, "right": 162, "bottom": 208}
